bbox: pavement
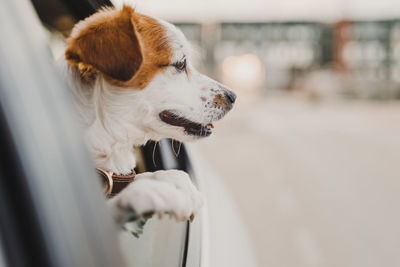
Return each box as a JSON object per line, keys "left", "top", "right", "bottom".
{"left": 194, "top": 93, "right": 400, "bottom": 267}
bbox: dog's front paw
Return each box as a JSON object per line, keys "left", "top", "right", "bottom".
{"left": 108, "top": 170, "right": 203, "bottom": 226}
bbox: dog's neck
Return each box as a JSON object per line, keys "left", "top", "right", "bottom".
{"left": 60, "top": 59, "right": 153, "bottom": 171}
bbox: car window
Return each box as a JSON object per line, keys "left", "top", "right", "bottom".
{"left": 43, "top": 21, "right": 191, "bottom": 267}
{"left": 28, "top": 2, "right": 202, "bottom": 266}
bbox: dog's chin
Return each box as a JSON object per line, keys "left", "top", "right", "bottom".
{"left": 159, "top": 110, "right": 214, "bottom": 139}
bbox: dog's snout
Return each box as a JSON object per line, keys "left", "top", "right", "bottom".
{"left": 224, "top": 90, "right": 237, "bottom": 104}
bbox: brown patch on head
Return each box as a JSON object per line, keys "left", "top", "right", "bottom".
{"left": 65, "top": 6, "right": 173, "bottom": 89}
{"left": 200, "top": 96, "right": 207, "bottom": 102}
{"left": 213, "top": 93, "right": 225, "bottom": 107}
{"left": 66, "top": 6, "right": 142, "bottom": 83}
{"left": 127, "top": 13, "right": 173, "bottom": 89}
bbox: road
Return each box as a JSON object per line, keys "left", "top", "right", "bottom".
{"left": 194, "top": 94, "right": 400, "bottom": 267}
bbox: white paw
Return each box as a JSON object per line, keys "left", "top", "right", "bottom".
{"left": 108, "top": 170, "right": 203, "bottom": 224}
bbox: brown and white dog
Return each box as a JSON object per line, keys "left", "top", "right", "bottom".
{"left": 61, "top": 5, "right": 236, "bottom": 227}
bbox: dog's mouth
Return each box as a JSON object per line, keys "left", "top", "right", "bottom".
{"left": 159, "top": 110, "right": 214, "bottom": 137}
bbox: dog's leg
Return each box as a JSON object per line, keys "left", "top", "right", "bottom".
{"left": 107, "top": 170, "right": 203, "bottom": 235}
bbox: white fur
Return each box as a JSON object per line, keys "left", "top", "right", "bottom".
{"left": 61, "top": 9, "right": 234, "bottom": 223}
{"left": 108, "top": 170, "right": 203, "bottom": 224}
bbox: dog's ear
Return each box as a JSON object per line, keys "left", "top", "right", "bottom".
{"left": 65, "top": 6, "right": 142, "bottom": 83}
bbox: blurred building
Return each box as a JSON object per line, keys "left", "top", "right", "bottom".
{"left": 176, "top": 20, "right": 400, "bottom": 99}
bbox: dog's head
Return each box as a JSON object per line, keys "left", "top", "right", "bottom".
{"left": 66, "top": 6, "right": 236, "bottom": 142}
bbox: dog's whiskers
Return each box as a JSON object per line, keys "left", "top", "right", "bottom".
{"left": 152, "top": 141, "right": 158, "bottom": 167}
{"left": 177, "top": 142, "right": 182, "bottom": 156}
{"left": 171, "top": 139, "right": 182, "bottom": 157}
{"left": 171, "top": 139, "right": 175, "bottom": 157}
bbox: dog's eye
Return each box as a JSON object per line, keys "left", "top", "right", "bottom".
{"left": 173, "top": 58, "right": 186, "bottom": 73}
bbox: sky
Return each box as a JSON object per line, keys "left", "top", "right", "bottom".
{"left": 113, "top": 0, "right": 400, "bottom": 22}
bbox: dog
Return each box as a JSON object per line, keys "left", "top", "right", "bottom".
{"left": 61, "top": 5, "right": 236, "bottom": 229}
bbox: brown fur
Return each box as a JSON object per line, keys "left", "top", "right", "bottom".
{"left": 213, "top": 93, "right": 225, "bottom": 107}
{"left": 65, "top": 6, "right": 173, "bottom": 89}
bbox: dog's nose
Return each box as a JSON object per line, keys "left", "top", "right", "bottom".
{"left": 224, "top": 90, "right": 237, "bottom": 104}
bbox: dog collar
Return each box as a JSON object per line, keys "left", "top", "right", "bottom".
{"left": 96, "top": 168, "right": 136, "bottom": 198}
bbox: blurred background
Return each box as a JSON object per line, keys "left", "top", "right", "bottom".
{"left": 127, "top": 0, "right": 400, "bottom": 266}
